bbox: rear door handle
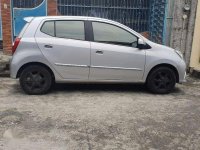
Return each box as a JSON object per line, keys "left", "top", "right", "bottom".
{"left": 44, "top": 45, "right": 53, "bottom": 49}
{"left": 96, "top": 50, "right": 103, "bottom": 54}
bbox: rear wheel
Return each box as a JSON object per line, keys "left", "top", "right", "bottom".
{"left": 20, "top": 65, "right": 53, "bottom": 95}
{"left": 146, "top": 67, "right": 176, "bottom": 94}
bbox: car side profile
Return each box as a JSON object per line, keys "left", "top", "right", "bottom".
{"left": 10, "top": 16, "right": 186, "bottom": 95}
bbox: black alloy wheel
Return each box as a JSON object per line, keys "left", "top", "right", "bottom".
{"left": 20, "top": 65, "right": 53, "bottom": 95}
{"left": 147, "top": 67, "right": 176, "bottom": 94}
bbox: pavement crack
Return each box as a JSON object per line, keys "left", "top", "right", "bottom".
{"left": 84, "top": 124, "right": 92, "bottom": 150}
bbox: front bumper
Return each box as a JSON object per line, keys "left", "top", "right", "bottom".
{"left": 181, "top": 72, "right": 187, "bottom": 83}
{"left": 177, "top": 60, "right": 187, "bottom": 83}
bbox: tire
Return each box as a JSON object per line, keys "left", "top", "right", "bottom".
{"left": 146, "top": 67, "right": 176, "bottom": 94}
{"left": 20, "top": 65, "right": 53, "bottom": 95}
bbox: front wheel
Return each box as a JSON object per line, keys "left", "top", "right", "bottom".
{"left": 20, "top": 65, "right": 53, "bottom": 95}
{"left": 146, "top": 67, "right": 176, "bottom": 94}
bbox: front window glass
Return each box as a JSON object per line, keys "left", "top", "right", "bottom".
{"left": 92, "top": 22, "right": 138, "bottom": 47}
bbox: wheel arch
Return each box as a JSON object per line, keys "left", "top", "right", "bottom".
{"left": 146, "top": 64, "right": 179, "bottom": 83}
{"left": 17, "top": 62, "right": 55, "bottom": 80}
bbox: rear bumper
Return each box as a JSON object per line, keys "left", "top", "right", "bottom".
{"left": 10, "top": 58, "right": 18, "bottom": 79}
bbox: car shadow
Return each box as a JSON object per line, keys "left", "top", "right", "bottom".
{"left": 52, "top": 83, "right": 147, "bottom": 93}
{"left": 52, "top": 83, "right": 184, "bottom": 95}
{"left": 11, "top": 82, "right": 183, "bottom": 95}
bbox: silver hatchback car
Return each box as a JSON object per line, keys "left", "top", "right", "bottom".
{"left": 10, "top": 16, "right": 186, "bottom": 95}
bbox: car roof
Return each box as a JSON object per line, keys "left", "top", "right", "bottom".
{"left": 30, "top": 16, "right": 112, "bottom": 22}
{"left": 26, "top": 16, "right": 125, "bottom": 27}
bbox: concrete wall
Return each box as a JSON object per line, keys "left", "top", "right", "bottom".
{"left": 190, "top": 0, "right": 200, "bottom": 70}
{"left": 171, "top": 0, "right": 198, "bottom": 67}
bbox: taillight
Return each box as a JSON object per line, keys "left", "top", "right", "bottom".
{"left": 12, "top": 37, "right": 21, "bottom": 54}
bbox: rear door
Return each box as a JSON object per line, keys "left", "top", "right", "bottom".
{"left": 35, "top": 20, "right": 90, "bottom": 80}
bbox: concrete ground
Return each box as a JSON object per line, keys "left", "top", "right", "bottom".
{"left": 0, "top": 52, "right": 10, "bottom": 77}
{"left": 0, "top": 77, "right": 200, "bottom": 150}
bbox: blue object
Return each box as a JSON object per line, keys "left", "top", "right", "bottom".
{"left": 13, "top": 0, "right": 47, "bottom": 37}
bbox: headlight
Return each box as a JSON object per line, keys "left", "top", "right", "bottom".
{"left": 175, "top": 50, "right": 183, "bottom": 59}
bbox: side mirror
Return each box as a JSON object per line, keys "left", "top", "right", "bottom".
{"left": 138, "top": 38, "right": 145, "bottom": 45}
{"left": 138, "top": 38, "right": 148, "bottom": 49}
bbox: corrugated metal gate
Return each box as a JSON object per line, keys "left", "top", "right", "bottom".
{"left": 57, "top": 0, "right": 167, "bottom": 44}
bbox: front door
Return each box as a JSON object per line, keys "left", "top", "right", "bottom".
{"left": 89, "top": 21, "right": 146, "bottom": 81}
{"left": 35, "top": 20, "right": 90, "bottom": 80}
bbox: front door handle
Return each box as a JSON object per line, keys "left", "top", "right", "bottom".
{"left": 44, "top": 45, "right": 53, "bottom": 49}
{"left": 96, "top": 50, "right": 103, "bottom": 54}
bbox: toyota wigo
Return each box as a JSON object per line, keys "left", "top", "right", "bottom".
{"left": 10, "top": 16, "right": 186, "bottom": 95}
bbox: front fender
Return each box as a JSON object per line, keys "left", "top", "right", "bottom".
{"left": 143, "top": 59, "right": 179, "bottom": 82}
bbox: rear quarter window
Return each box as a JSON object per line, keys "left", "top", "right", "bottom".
{"left": 41, "top": 21, "right": 55, "bottom": 36}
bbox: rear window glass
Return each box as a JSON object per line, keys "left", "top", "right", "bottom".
{"left": 41, "top": 21, "right": 55, "bottom": 36}
{"left": 55, "top": 21, "right": 85, "bottom": 40}
{"left": 41, "top": 20, "right": 85, "bottom": 40}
